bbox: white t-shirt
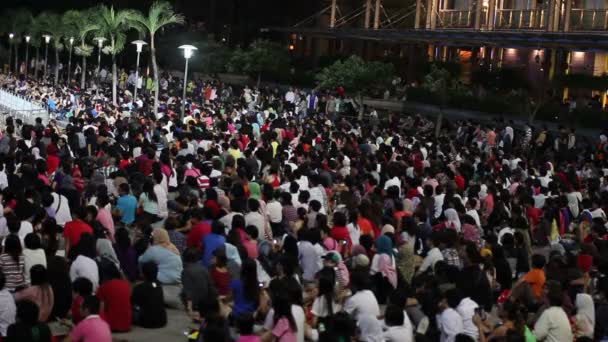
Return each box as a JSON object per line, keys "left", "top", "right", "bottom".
{"left": 382, "top": 325, "right": 413, "bottom": 342}
{"left": 437, "top": 308, "right": 464, "bottom": 342}
{"left": 245, "top": 212, "right": 265, "bottom": 239}
{"left": 266, "top": 201, "right": 283, "bottom": 223}
{"left": 344, "top": 290, "right": 380, "bottom": 320}
{"left": 51, "top": 192, "right": 72, "bottom": 227}
{"left": 69, "top": 255, "right": 100, "bottom": 291}
{"left": 23, "top": 248, "right": 47, "bottom": 285}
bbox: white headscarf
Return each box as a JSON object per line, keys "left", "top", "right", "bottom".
{"left": 575, "top": 293, "right": 595, "bottom": 338}
{"left": 444, "top": 208, "right": 461, "bottom": 232}
{"left": 358, "top": 315, "right": 383, "bottom": 342}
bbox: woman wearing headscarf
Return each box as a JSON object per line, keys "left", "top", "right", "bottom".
{"left": 138, "top": 228, "right": 183, "bottom": 308}
{"left": 574, "top": 293, "right": 595, "bottom": 339}
{"left": 369, "top": 235, "right": 397, "bottom": 304}
{"left": 440, "top": 208, "right": 461, "bottom": 232}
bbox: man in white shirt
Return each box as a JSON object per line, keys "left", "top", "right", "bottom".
{"left": 436, "top": 289, "right": 464, "bottom": 342}
{"left": 382, "top": 305, "right": 414, "bottom": 342}
{"left": 343, "top": 272, "right": 380, "bottom": 320}
{"left": 456, "top": 296, "right": 479, "bottom": 341}
{"left": 417, "top": 235, "right": 443, "bottom": 275}
{"left": 245, "top": 199, "right": 266, "bottom": 239}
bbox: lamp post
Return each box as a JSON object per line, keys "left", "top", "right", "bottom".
{"left": 24, "top": 36, "right": 30, "bottom": 78}
{"left": 93, "top": 37, "right": 106, "bottom": 97}
{"left": 131, "top": 40, "right": 147, "bottom": 104}
{"left": 43, "top": 34, "right": 51, "bottom": 80}
{"left": 8, "top": 33, "right": 14, "bottom": 74}
{"left": 67, "top": 37, "right": 74, "bottom": 84}
{"left": 178, "top": 45, "right": 197, "bottom": 119}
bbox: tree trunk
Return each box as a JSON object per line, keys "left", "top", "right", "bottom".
{"left": 54, "top": 48, "right": 59, "bottom": 85}
{"left": 14, "top": 44, "right": 19, "bottom": 74}
{"left": 435, "top": 107, "right": 443, "bottom": 138}
{"left": 81, "top": 52, "right": 87, "bottom": 90}
{"left": 151, "top": 34, "right": 160, "bottom": 116}
{"left": 357, "top": 93, "right": 364, "bottom": 120}
{"left": 112, "top": 55, "right": 118, "bottom": 105}
{"left": 34, "top": 48, "right": 40, "bottom": 79}
{"left": 256, "top": 72, "right": 261, "bottom": 88}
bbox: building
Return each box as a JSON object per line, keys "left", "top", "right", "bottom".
{"left": 278, "top": 0, "right": 608, "bottom": 103}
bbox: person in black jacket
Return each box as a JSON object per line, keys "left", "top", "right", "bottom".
{"left": 131, "top": 262, "right": 167, "bottom": 328}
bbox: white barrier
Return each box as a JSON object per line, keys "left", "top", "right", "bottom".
{"left": 0, "top": 88, "right": 50, "bottom": 125}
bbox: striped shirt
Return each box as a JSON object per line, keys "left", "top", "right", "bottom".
{"left": 0, "top": 254, "right": 26, "bottom": 292}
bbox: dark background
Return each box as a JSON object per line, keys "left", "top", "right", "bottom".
{"left": 0, "top": 0, "right": 322, "bottom": 45}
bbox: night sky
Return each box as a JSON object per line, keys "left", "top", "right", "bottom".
{"left": 0, "top": 0, "right": 322, "bottom": 43}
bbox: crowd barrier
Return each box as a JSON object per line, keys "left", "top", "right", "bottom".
{"left": 0, "top": 88, "right": 50, "bottom": 125}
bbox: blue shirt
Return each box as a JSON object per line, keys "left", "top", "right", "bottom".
{"left": 202, "top": 233, "right": 225, "bottom": 267}
{"left": 138, "top": 245, "right": 183, "bottom": 284}
{"left": 116, "top": 194, "right": 137, "bottom": 225}
{"left": 230, "top": 279, "right": 257, "bottom": 316}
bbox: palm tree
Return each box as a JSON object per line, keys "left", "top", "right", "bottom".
{"left": 38, "top": 12, "right": 66, "bottom": 85}
{"left": 63, "top": 9, "right": 98, "bottom": 90}
{"left": 133, "top": 1, "right": 185, "bottom": 115}
{"left": 95, "top": 5, "right": 140, "bottom": 105}
{"left": 0, "top": 9, "right": 33, "bottom": 74}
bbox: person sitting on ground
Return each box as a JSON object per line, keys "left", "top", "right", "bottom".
{"left": 132, "top": 261, "right": 167, "bottom": 328}
{"left": 5, "top": 300, "right": 52, "bottom": 342}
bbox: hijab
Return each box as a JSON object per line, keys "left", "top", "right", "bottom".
{"left": 249, "top": 182, "right": 262, "bottom": 200}
{"left": 444, "top": 208, "right": 461, "bottom": 232}
{"left": 375, "top": 235, "right": 394, "bottom": 256}
{"left": 152, "top": 228, "right": 179, "bottom": 255}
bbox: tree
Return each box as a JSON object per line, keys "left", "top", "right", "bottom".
{"left": 95, "top": 5, "right": 140, "bottom": 105}
{"left": 421, "top": 64, "right": 451, "bottom": 137}
{"left": 38, "top": 12, "right": 66, "bottom": 85}
{"left": 227, "top": 39, "right": 291, "bottom": 87}
{"left": 316, "top": 55, "right": 394, "bottom": 119}
{"left": 0, "top": 9, "right": 33, "bottom": 73}
{"left": 133, "top": 1, "right": 185, "bottom": 116}
{"left": 63, "top": 9, "right": 98, "bottom": 90}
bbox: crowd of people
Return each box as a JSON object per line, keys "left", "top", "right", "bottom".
{"left": 0, "top": 67, "right": 606, "bottom": 342}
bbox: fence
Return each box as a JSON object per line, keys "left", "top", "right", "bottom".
{"left": 0, "top": 88, "right": 50, "bottom": 125}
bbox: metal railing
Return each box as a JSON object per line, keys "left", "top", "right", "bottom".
{"left": 437, "top": 9, "right": 474, "bottom": 27}
{"left": 496, "top": 8, "right": 546, "bottom": 29}
{"left": 570, "top": 9, "right": 608, "bottom": 30}
{"left": 0, "top": 88, "right": 50, "bottom": 125}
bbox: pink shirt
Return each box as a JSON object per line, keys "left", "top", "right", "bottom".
{"left": 272, "top": 318, "right": 297, "bottom": 342}
{"left": 96, "top": 208, "right": 115, "bottom": 241}
{"left": 237, "top": 336, "right": 261, "bottom": 342}
{"left": 70, "top": 315, "right": 112, "bottom": 342}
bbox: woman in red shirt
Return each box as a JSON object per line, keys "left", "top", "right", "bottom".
{"left": 330, "top": 212, "right": 352, "bottom": 255}
{"left": 210, "top": 248, "right": 231, "bottom": 296}
{"left": 96, "top": 264, "right": 132, "bottom": 332}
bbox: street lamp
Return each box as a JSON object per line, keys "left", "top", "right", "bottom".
{"left": 43, "top": 34, "right": 52, "bottom": 80}
{"left": 178, "top": 44, "right": 197, "bottom": 119}
{"left": 67, "top": 37, "right": 74, "bottom": 83}
{"left": 8, "top": 33, "right": 14, "bottom": 74}
{"left": 131, "top": 40, "right": 147, "bottom": 104}
{"left": 93, "top": 37, "right": 107, "bottom": 97}
{"left": 24, "top": 36, "right": 30, "bottom": 78}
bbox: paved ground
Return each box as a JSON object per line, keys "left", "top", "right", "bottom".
{"left": 50, "top": 308, "right": 196, "bottom": 342}
{"left": 112, "top": 309, "right": 196, "bottom": 342}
